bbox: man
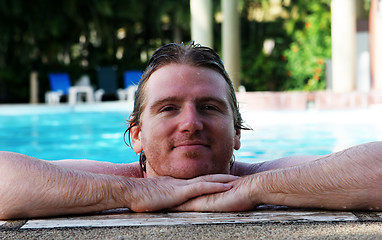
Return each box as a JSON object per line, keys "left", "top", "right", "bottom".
{"left": 0, "top": 43, "right": 381, "bottom": 220}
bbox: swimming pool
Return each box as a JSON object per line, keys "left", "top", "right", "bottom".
{"left": 1, "top": 103, "right": 381, "bottom": 164}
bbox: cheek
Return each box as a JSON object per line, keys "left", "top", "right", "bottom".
{"left": 140, "top": 123, "right": 170, "bottom": 156}
{"left": 218, "top": 121, "right": 236, "bottom": 140}
{"left": 212, "top": 122, "right": 237, "bottom": 151}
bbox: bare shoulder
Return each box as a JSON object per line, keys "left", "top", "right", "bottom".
{"left": 0, "top": 151, "right": 144, "bottom": 178}
{"left": 50, "top": 159, "right": 144, "bottom": 178}
{"left": 230, "top": 161, "right": 265, "bottom": 176}
{"left": 357, "top": 141, "right": 382, "bottom": 156}
{"left": 231, "top": 155, "right": 324, "bottom": 176}
{"left": 231, "top": 142, "right": 382, "bottom": 176}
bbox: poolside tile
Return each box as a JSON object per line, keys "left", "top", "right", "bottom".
{"left": 353, "top": 211, "right": 382, "bottom": 221}
{"left": 0, "top": 220, "right": 28, "bottom": 230}
{"left": 22, "top": 210, "right": 358, "bottom": 229}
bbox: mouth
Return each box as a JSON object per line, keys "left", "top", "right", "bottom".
{"left": 172, "top": 141, "right": 209, "bottom": 150}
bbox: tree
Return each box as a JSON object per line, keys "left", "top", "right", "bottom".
{"left": 0, "top": 0, "right": 191, "bottom": 103}
{"left": 240, "top": 0, "right": 332, "bottom": 91}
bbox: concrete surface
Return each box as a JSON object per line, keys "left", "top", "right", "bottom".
{"left": 1, "top": 207, "right": 382, "bottom": 239}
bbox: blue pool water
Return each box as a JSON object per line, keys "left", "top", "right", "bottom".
{"left": 1, "top": 104, "right": 381, "bottom": 164}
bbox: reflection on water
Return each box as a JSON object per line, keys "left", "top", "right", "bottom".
{"left": 238, "top": 110, "right": 382, "bottom": 163}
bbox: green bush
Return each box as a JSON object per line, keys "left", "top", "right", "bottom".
{"left": 240, "top": 0, "right": 332, "bottom": 91}
{"left": 282, "top": 1, "right": 331, "bottom": 91}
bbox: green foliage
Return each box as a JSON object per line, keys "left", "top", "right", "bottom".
{"left": 240, "top": 19, "right": 291, "bottom": 91}
{"left": 240, "top": 0, "right": 332, "bottom": 91}
{"left": 0, "top": 0, "right": 367, "bottom": 102}
{"left": 282, "top": 0, "right": 331, "bottom": 91}
{"left": 0, "top": 0, "right": 190, "bottom": 103}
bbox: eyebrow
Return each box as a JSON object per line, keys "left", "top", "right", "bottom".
{"left": 149, "top": 96, "right": 180, "bottom": 113}
{"left": 149, "top": 96, "right": 230, "bottom": 113}
{"left": 196, "top": 96, "right": 230, "bottom": 110}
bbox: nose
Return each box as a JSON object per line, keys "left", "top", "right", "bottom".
{"left": 178, "top": 104, "right": 203, "bottom": 133}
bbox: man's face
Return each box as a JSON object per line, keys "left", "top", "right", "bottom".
{"left": 130, "top": 64, "right": 241, "bottom": 178}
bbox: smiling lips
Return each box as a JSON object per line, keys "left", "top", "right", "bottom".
{"left": 172, "top": 140, "right": 209, "bottom": 150}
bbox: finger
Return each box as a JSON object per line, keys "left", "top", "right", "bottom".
{"left": 171, "top": 200, "right": 198, "bottom": 212}
{"left": 189, "top": 174, "right": 241, "bottom": 184}
{"left": 174, "top": 190, "right": 244, "bottom": 212}
{"left": 172, "top": 195, "right": 215, "bottom": 212}
{"left": 181, "top": 181, "right": 233, "bottom": 201}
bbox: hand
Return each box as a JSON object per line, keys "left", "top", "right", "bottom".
{"left": 175, "top": 142, "right": 382, "bottom": 212}
{"left": 121, "top": 174, "right": 240, "bottom": 212}
{"left": 173, "top": 175, "right": 261, "bottom": 212}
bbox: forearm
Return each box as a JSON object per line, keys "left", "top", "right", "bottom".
{"left": 253, "top": 142, "right": 382, "bottom": 210}
{"left": 0, "top": 152, "right": 127, "bottom": 219}
{"left": 0, "top": 152, "right": 236, "bottom": 219}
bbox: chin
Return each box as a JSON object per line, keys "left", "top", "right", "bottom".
{"left": 168, "top": 168, "right": 208, "bottom": 179}
{"left": 146, "top": 157, "right": 230, "bottom": 178}
{"left": 170, "top": 164, "right": 229, "bottom": 179}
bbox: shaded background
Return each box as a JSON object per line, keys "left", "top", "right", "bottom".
{"left": 0, "top": 0, "right": 369, "bottom": 103}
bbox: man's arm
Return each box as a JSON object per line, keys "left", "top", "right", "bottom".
{"left": 255, "top": 141, "right": 382, "bottom": 210}
{"left": 0, "top": 151, "right": 236, "bottom": 219}
{"left": 177, "top": 141, "right": 382, "bottom": 211}
{"left": 231, "top": 155, "right": 325, "bottom": 176}
{"left": 50, "top": 159, "right": 143, "bottom": 177}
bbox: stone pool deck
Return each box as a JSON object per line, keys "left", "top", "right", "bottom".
{"left": 1, "top": 207, "right": 382, "bottom": 239}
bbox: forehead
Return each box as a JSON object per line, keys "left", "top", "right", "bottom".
{"left": 144, "top": 64, "right": 230, "bottom": 104}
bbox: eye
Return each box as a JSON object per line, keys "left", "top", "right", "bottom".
{"left": 160, "top": 105, "right": 178, "bottom": 112}
{"left": 201, "top": 104, "right": 219, "bottom": 111}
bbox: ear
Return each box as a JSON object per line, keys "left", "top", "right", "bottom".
{"left": 234, "top": 129, "right": 241, "bottom": 150}
{"left": 130, "top": 125, "right": 143, "bottom": 154}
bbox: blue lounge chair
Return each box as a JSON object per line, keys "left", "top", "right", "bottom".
{"left": 117, "top": 70, "right": 142, "bottom": 101}
{"left": 124, "top": 70, "right": 142, "bottom": 88}
{"left": 95, "top": 66, "right": 118, "bottom": 101}
{"left": 45, "top": 73, "right": 72, "bottom": 104}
